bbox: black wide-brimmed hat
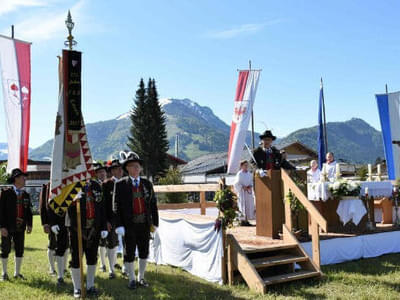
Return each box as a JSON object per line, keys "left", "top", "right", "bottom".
{"left": 120, "top": 151, "right": 143, "bottom": 172}
{"left": 259, "top": 130, "right": 276, "bottom": 140}
{"left": 106, "top": 159, "right": 121, "bottom": 170}
{"left": 93, "top": 162, "right": 107, "bottom": 172}
{"left": 8, "top": 168, "right": 28, "bottom": 183}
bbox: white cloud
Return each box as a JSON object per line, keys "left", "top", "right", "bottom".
{"left": 3, "top": 0, "right": 86, "bottom": 42}
{"left": 204, "top": 19, "right": 285, "bottom": 39}
{"left": 0, "top": 0, "right": 46, "bottom": 16}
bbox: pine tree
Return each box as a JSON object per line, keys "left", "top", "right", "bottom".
{"left": 127, "top": 78, "right": 169, "bottom": 180}
{"left": 146, "top": 78, "right": 169, "bottom": 180}
{"left": 127, "top": 79, "right": 151, "bottom": 177}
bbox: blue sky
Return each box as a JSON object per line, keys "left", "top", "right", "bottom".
{"left": 1, "top": 0, "right": 400, "bottom": 148}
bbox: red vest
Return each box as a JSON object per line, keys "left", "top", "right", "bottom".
{"left": 132, "top": 184, "right": 146, "bottom": 215}
{"left": 16, "top": 193, "right": 24, "bottom": 223}
{"left": 85, "top": 188, "right": 95, "bottom": 220}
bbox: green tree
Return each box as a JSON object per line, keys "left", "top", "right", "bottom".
{"left": 127, "top": 79, "right": 151, "bottom": 177}
{"left": 127, "top": 78, "right": 169, "bottom": 180}
{"left": 158, "top": 167, "right": 187, "bottom": 203}
{"left": 146, "top": 79, "right": 169, "bottom": 179}
{"left": 0, "top": 163, "right": 8, "bottom": 184}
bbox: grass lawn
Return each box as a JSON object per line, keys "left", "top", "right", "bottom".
{"left": 0, "top": 216, "right": 400, "bottom": 299}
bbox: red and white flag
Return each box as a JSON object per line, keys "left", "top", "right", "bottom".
{"left": 227, "top": 70, "right": 260, "bottom": 174}
{"left": 0, "top": 35, "right": 31, "bottom": 173}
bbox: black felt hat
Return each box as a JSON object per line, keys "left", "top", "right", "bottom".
{"left": 107, "top": 159, "right": 121, "bottom": 170}
{"left": 8, "top": 168, "right": 28, "bottom": 184}
{"left": 121, "top": 151, "right": 143, "bottom": 172}
{"left": 93, "top": 162, "right": 107, "bottom": 172}
{"left": 259, "top": 130, "right": 276, "bottom": 140}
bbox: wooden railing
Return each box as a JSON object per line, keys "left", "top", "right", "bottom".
{"left": 154, "top": 183, "right": 220, "bottom": 215}
{"left": 281, "top": 169, "right": 327, "bottom": 268}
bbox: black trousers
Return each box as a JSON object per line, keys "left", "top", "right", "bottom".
{"left": 99, "top": 226, "right": 118, "bottom": 249}
{"left": 1, "top": 230, "right": 25, "bottom": 258}
{"left": 69, "top": 227, "right": 100, "bottom": 268}
{"left": 48, "top": 227, "right": 69, "bottom": 256}
{"left": 124, "top": 223, "right": 150, "bottom": 262}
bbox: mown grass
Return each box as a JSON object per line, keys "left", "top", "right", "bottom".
{"left": 0, "top": 216, "right": 400, "bottom": 299}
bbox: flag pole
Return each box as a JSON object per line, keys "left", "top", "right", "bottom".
{"left": 250, "top": 60, "right": 255, "bottom": 150}
{"left": 321, "top": 77, "right": 328, "bottom": 152}
{"left": 386, "top": 84, "right": 388, "bottom": 94}
{"left": 65, "top": 11, "right": 85, "bottom": 299}
{"left": 11, "top": 25, "right": 14, "bottom": 39}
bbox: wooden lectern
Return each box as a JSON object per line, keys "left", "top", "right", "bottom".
{"left": 255, "top": 170, "right": 284, "bottom": 238}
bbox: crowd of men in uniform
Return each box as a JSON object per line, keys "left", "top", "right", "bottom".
{"left": 0, "top": 152, "right": 159, "bottom": 298}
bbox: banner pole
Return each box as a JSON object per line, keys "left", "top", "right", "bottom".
{"left": 11, "top": 25, "right": 14, "bottom": 39}
{"left": 76, "top": 194, "right": 86, "bottom": 298}
{"left": 321, "top": 77, "right": 328, "bottom": 153}
{"left": 249, "top": 60, "right": 255, "bottom": 150}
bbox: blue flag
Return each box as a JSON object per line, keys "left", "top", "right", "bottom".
{"left": 318, "top": 82, "right": 326, "bottom": 170}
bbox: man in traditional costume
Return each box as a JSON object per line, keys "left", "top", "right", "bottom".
{"left": 40, "top": 183, "right": 69, "bottom": 285}
{"left": 93, "top": 162, "right": 109, "bottom": 274}
{"left": 233, "top": 160, "right": 255, "bottom": 225}
{"left": 252, "top": 130, "right": 282, "bottom": 176}
{"left": 67, "top": 179, "right": 108, "bottom": 297}
{"left": 101, "top": 159, "right": 123, "bottom": 279}
{"left": 113, "top": 152, "right": 159, "bottom": 290}
{"left": 0, "top": 168, "right": 33, "bottom": 281}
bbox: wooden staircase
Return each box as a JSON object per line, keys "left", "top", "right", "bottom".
{"left": 225, "top": 169, "right": 327, "bottom": 294}
{"left": 226, "top": 225, "right": 321, "bottom": 294}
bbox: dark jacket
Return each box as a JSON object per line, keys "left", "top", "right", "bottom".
{"left": 281, "top": 159, "right": 296, "bottom": 170}
{"left": 102, "top": 178, "right": 116, "bottom": 224}
{"left": 0, "top": 187, "right": 33, "bottom": 232}
{"left": 113, "top": 176, "right": 159, "bottom": 228}
{"left": 252, "top": 146, "right": 282, "bottom": 170}
{"left": 39, "top": 183, "right": 50, "bottom": 226}
{"left": 67, "top": 180, "right": 107, "bottom": 232}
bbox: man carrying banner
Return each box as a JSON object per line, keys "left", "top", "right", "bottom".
{"left": 252, "top": 130, "right": 282, "bottom": 175}
{"left": 102, "top": 159, "right": 123, "bottom": 279}
{"left": 67, "top": 179, "right": 108, "bottom": 297}
{"left": 0, "top": 168, "right": 33, "bottom": 280}
{"left": 113, "top": 152, "right": 159, "bottom": 289}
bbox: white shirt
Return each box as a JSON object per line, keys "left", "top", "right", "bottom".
{"left": 326, "top": 161, "right": 337, "bottom": 180}
{"left": 307, "top": 168, "right": 321, "bottom": 183}
{"left": 130, "top": 176, "right": 140, "bottom": 187}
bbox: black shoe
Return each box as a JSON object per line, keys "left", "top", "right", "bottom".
{"left": 114, "top": 263, "right": 122, "bottom": 270}
{"left": 73, "top": 289, "right": 81, "bottom": 298}
{"left": 87, "top": 286, "right": 99, "bottom": 296}
{"left": 240, "top": 220, "right": 251, "bottom": 226}
{"left": 109, "top": 272, "right": 115, "bottom": 279}
{"left": 49, "top": 270, "right": 57, "bottom": 276}
{"left": 100, "top": 265, "right": 106, "bottom": 272}
{"left": 57, "top": 277, "right": 64, "bottom": 286}
{"left": 1, "top": 273, "right": 9, "bottom": 281}
{"left": 138, "top": 279, "right": 149, "bottom": 288}
{"left": 13, "top": 274, "right": 25, "bottom": 280}
{"left": 128, "top": 280, "right": 137, "bottom": 290}
{"left": 121, "top": 270, "right": 128, "bottom": 277}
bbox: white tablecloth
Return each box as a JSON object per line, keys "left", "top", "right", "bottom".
{"left": 360, "top": 181, "right": 393, "bottom": 198}
{"left": 307, "top": 182, "right": 331, "bottom": 201}
{"left": 307, "top": 181, "right": 393, "bottom": 201}
{"left": 336, "top": 198, "right": 367, "bottom": 225}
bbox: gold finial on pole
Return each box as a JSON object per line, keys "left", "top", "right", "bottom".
{"left": 65, "top": 10, "right": 77, "bottom": 50}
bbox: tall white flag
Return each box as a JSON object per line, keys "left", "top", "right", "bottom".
{"left": 227, "top": 70, "right": 260, "bottom": 174}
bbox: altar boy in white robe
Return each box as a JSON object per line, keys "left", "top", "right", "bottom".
{"left": 233, "top": 160, "right": 255, "bottom": 226}
{"left": 325, "top": 152, "right": 337, "bottom": 181}
{"left": 307, "top": 160, "right": 321, "bottom": 183}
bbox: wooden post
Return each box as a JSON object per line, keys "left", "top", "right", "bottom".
{"left": 76, "top": 198, "right": 86, "bottom": 298}
{"left": 221, "top": 229, "right": 227, "bottom": 284}
{"left": 310, "top": 218, "right": 320, "bottom": 268}
{"left": 227, "top": 237, "right": 233, "bottom": 285}
{"left": 200, "top": 191, "right": 206, "bottom": 215}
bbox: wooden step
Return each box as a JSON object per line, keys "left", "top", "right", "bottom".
{"left": 263, "top": 270, "right": 320, "bottom": 286}
{"left": 243, "top": 243, "right": 297, "bottom": 254}
{"left": 251, "top": 254, "right": 308, "bottom": 269}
